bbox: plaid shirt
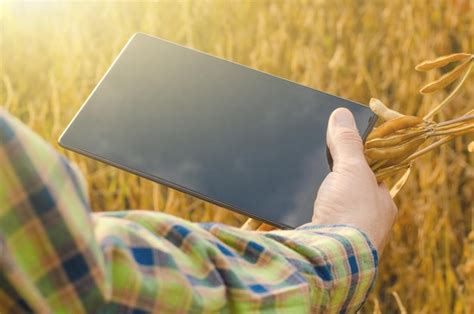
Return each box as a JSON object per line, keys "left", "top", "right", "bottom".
{"left": 0, "top": 108, "right": 378, "bottom": 313}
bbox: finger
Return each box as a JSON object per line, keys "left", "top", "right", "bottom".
{"left": 327, "top": 108, "right": 365, "bottom": 170}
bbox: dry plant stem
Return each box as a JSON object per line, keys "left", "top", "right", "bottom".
{"left": 434, "top": 121, "right": 473, "bottom": 132}
{"left": 405, "top": 135, "right": 455, "bottom": 163}
{"left": 410, "top": 113, "right": 474, "bottom": 161}
{"left": 391, "top": 291, "right": 408, "bottom": 314}
{"left": 376, "top": 162, "right": 409, "bottom": 177}
{"left": 372, "top": 160, "right": 388, "bottom": 172}
{"left": 375, "top": 127, "right": 472, "bottom": 180}
{"left": 241, "top": 218, "right": 277, "bottom": 231}
{"left": 424, "top": 61, "right": 473, "bottom": 120}
{"left": 430, "top": 124, "right": 474, "bottom": 136}
{"left": 241, "top": 218, "right": 262, "bottom": 230}
{"left": 389, "top": 166, "right": 412, "bottom": 198}
{"left": 436, "top": 113, "right": 474, "bottom": 127}
{"left": 377, "top": 163, "right": 411, "bottom": 181}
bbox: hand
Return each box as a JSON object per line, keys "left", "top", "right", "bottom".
{"left": 312, "top": 108, "right": 398, "bottom": 254}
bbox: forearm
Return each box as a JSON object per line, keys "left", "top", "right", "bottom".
{"left": 0, "top": 109, "right": 378, "bottom": 313}
{"left": 0, "top": 109, "right": 107, "bottom": 313}
{"left": 91, "top": 212, "right": 377, "bottom": 313}
{"left": 203, "top": 222, "right": 378, "bottom": 312}
{"left": 265, "top": 224, "right": 378, "bottom": 312}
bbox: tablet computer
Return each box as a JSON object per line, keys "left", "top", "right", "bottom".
{"left": 59, "top": 33, "right": 376, "bottom": 229}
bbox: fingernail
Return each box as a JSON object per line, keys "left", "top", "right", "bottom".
{"left": 334, "top": 109, "right": 355, "bottom": 128}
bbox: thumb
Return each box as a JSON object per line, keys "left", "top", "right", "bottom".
{"left": 327, "top": 108, "right": 365, "bottom": 171}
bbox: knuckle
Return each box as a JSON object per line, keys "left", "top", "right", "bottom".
{"left": 340, "top": 157, "right": 366, "bottom": 168}
{"left": 336, "top": 129, "right": 363, "bottom": 145}
{"left": 335, "top": 157, "right": 370, "bottom": 174}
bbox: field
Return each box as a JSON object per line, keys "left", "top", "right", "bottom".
{"left": 1, "top": 0, "right": 473, "bottom": 312}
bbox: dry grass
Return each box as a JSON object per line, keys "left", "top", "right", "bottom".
{"left": 1, "top": 1, "right": 473, "bottom": 312}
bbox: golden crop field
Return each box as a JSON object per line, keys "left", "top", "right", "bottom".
{"left": 1, "top": 0, "right": 473, "bottom": 312}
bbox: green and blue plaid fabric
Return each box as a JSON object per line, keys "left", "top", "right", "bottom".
{"left": 0, "top": 108, "right": 378, "bottom": 313}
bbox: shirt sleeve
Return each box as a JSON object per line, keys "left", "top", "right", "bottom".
{"left": 0, "top": 109, "right": 378, "bottom": 313}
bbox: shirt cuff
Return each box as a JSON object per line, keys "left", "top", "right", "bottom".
{"left": 268, "top": 223, "right": 378, "bottom": 313}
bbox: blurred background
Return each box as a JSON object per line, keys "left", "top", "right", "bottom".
{"left": 1, "top": 0, "right": 473, "bottom": 312}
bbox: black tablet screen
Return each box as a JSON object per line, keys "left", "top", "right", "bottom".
{"left": 60, "top": 33, "right": 375, "bottom": 228}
